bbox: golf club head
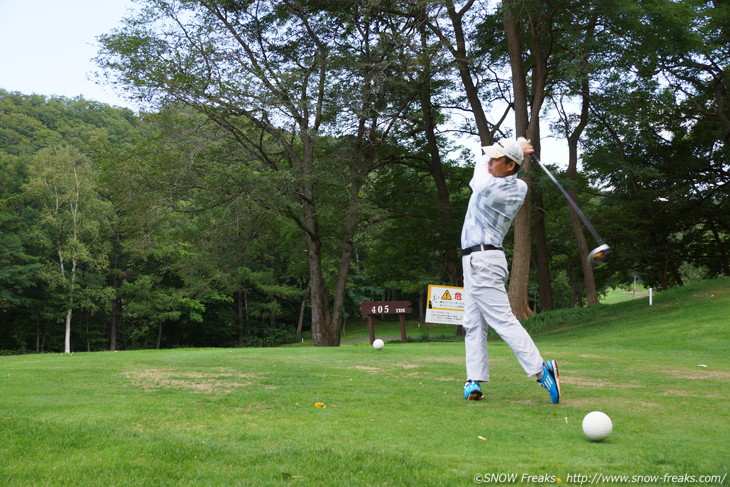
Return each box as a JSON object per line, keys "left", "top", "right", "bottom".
{"left": 588, "top": 244, "right": 612, "bottom": 268}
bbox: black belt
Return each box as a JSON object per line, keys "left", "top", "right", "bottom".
{"left": 462, "top": 244, "right": 503, "bottom": 256}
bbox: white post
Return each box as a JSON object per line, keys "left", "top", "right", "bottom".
{"left": 649, "top": 288, "right": 653, "bottom": 306}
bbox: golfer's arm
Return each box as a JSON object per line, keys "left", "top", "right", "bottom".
{"left": 470, "top": 157, "right": 490, "bottom": 190}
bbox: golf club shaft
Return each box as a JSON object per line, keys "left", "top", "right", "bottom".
{"left": 531, "top": 155, "right": 606, "bottom": 246}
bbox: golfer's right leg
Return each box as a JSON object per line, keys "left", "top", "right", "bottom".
{"left": 462, "top": 255, "right": 489, "bottom": 382}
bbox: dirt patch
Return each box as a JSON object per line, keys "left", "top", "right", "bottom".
{"left": 563, "top": 376, "right": 645, "bottom": 389}
{"left": 351, "top": 365, "right": 383, "bottom": 374}
{"left": 417, "top": 357, "right": 464, "bottom": 365}
{"left": 564, "top": 397, "right": 661, "bottom": 412}
{"left": 659, "top": 390, "right": 723, "bottom": 399}
{"left": 666, "top": 368, "right": 730, "bottom": 381}
{"left": 123, "top": 368, "right": 264, "bottom": 394}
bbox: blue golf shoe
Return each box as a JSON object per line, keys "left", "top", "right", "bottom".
{"left": 464, "top": 380, "right": 483, "bottom": 400}
{"left": 537, "top": 360, "right": 561, "bottom": 404}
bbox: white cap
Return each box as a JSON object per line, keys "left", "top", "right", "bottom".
{"left": 482, "top": 138, "right": 526, "bottom": 166}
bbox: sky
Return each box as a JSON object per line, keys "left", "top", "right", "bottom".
{"left": 0, "top": 0, "right": 140, "bottom": 110}
{"left": 0, "top": 0, "right": 567, "bottom": 164}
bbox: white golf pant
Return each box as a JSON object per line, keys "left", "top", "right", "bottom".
{"left": 462, "top": 251, "right": 544, "bottom": 382}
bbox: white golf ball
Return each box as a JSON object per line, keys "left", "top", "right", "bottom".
{"left": 372, "top": 339, "right": 384, "bottom": 350}
{"left": 582, "top": 411, "right": 613, "bottom": 442}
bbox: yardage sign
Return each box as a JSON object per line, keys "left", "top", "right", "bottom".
{"left": 359, "top": 301, "right": 412, "bottom": 315}
{"left": 359, "top": 301, "right": 412, "bottom": 344}
{"left": 425, "top": 284, "right": 465, "bottom": 325}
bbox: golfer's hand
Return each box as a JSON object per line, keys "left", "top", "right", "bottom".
{"left": 517, "top": 137, "right": 534, "bottom": 157}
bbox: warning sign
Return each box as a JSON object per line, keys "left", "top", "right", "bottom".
{"left": 425, "top": 284, "right": 465, "bottom": 325}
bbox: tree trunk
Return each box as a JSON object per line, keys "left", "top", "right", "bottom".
{"left": 509, "top": 202, "right": 533, "bottom": 319}
{"left": 296, "top": 127, "right": 337, "bottom": 346}
{"left": 568, "top": 261, "right": 584, "bottom": 307}
{"left": 64, "top": 308, "right": 72, "bottom": 354}
{"left": 503, "top": 0, "right": 551, "bottom": 319}
{"left": 297, "top": 280, "right": 310, "bottom": 336}
{"left": 297, "top": 298, "right": 306, "bottom": 336}
{"left": 86, "top": 315, "right": 91, "bottom": 352}
{"left": 530, "top": 135, "right": 551, "bottom": 311}
{"left": 36, "top": 318, "right": 41, "bottom": 353}
{"left": 305, "top": 216, "right": 335, "bottom": 345}
{"left": 329, "top": 196, "right": 361, "bottom": 346}
{"left": 709, "top": 217, "right": 730, "bottom": 275}
{"left": 503, "top": 0, "right": 533, "bottom": 319}
{"left": 236, "top": 289, "right": 246, "bottom": 344}
{"left": 566, "top": 110, "right": 598, "bottom": 304}
{"left": 63, "top": 255, "right": 77, "bottom": 354}
{"left": 533, "top": 190, "right": 554, "bottom": 311}
{"left": 156, "top": 323, "right": 163, "bottom": 349}
{"left": 110, "top": 297, "right": 120, "bottom": 351}
{"left": 564, "top": 12, "right": 599, "bottom": 305}
{"left": 566, "top": 199, "right": 598, "bottom": 303}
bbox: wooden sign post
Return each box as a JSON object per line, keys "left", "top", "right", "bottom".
{"left": 358, "top": 301, "right": 412, "bottom": 344}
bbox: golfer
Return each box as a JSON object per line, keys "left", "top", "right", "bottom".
{"left": 461, "top": 137, "right": 561, "bottom": 403}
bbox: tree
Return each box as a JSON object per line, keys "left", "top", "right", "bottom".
{"left": 420, "top": 0, "right": 576, "bottom": 316}
{"left": 423, "top": 0, "right": 507, "bottom": 147}
{"left": 499, "top": 0, "right": 553, "bottom": 318}
{"left": 579, "top": 0, "right": 729, "bottom": 288}
{"left": 97, "top": 0, "right": 422, "bottom": 345}
{"left": 0, "top": 150, "right": 42, "bottom": 312}
{"left": 22, "top": 146, "right": 113, "bottom": 353}
{"left": 121, "top": 275, "right": 204, "bottom": 349}
{"left": 547, "top": 5, "right": 601, "bottom": 305}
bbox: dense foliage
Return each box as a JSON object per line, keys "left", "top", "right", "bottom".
{"left": 0, "top": 0, "right": 727, "bottom": 353}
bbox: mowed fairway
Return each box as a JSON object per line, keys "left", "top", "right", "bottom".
{"left": 1, "top": 278, "right": 728, "bottom": 486}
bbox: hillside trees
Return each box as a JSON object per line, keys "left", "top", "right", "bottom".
{"left": 0, "top": 212, "right": 40, "bottom": 311}
{"left": 0, "top": 92, "right": 146, "bottom": 352}
{"left": 1, "top": 93, "right": 233, "bottom": 352}
{"left": 122, "top": 107, "right": 308, "bottom": 345}
{"left": 0, "top": 149, "right": 42, "bottom": 313}
{"left": 96, "top": 0, "right": 438, "bottom": 345}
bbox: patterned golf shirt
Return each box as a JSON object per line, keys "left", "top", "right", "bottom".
{"left": 461, "top": 156, "right": 528, "bottom": 249}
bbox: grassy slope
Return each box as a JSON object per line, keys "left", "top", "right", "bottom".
{"left": 0, "top": 278, "right": 728, "bottom": 486}
{"left": 600, "top": 286, "right": 650, "bottom": 305}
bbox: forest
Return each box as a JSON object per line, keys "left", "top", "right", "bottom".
{"left": 0, "top": 0, "right": 727, "bottom": 353}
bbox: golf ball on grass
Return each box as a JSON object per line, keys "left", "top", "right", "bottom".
{"left": 582, "top": 411, "right": 612, "bottom": 442}
{"left": 372, "top": 339, "right": 384, "bottom": 350}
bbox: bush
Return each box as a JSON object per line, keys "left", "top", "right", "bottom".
{"left": 238, "top": 327, "right": 301, "bottom": 347}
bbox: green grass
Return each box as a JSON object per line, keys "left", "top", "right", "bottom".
{"left": 601, "top": 285, "right": 650, "bottom": 305}
{"left": 1, "top": 278, "right": 729, "bottom": 486}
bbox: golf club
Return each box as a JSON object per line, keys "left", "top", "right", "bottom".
{"left": 531, "top": 155, "right": 612, "bottom": 268}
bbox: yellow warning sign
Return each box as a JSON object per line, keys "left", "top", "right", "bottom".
{"left": 426, "top": 284, "right": 465, "bottom": 325}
